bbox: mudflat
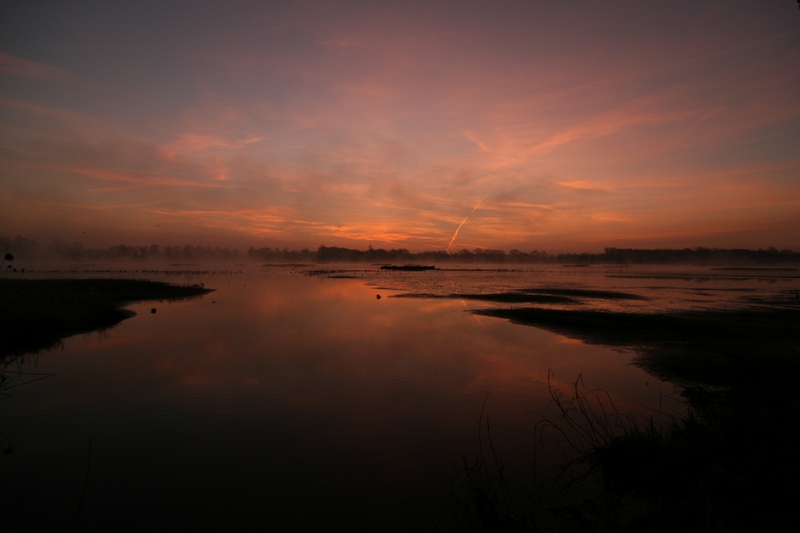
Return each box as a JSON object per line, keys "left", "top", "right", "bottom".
{"left": 0, "top": 278, "right": 213, "bottom": 359}
{"left": 473, "top": 305, "right": 800, "bottom": 387}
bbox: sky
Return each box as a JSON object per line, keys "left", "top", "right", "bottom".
{"left": 1, "top": 1, "right": 799, "bottom": 253}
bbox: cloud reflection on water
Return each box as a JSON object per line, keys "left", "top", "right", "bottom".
{"left": 1, "top": 268, "right": 675, "bottom": 530}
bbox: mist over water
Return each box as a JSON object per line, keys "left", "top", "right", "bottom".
{"left": 2, "top": 263, "right": 797, "bottom": 529}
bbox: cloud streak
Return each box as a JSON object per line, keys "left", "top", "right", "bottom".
{"left": 0, "top": 52, "right": 76, "bottom": 83}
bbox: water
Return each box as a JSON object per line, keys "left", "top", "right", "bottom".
{"left": 1, "top": 264, "right": 797, "bottom": 530}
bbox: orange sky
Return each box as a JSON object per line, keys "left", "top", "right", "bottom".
{"left": 1, "top": 1, "right": 799, "bottom": 252}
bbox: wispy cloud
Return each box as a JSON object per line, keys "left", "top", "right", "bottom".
{"left": 558, "top": 181, "right": 613, "bottom": 192}
{"left": 1, "top": 2, "right": 798, "bottom": 251}
{"left": 159, "top": 133, "right": 266, "bottom": 160}
{"left": 0, "top": 52, "right": 76, "bottom": 83}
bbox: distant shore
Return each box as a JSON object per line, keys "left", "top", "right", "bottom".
{"left": 0, "top": 278, "right": 213, "bottom": 360}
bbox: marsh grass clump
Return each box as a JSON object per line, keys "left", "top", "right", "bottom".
{"left": 526, "top": 373, "right": 680, "bottom": 531}
{"left": 449, "top": 377, "right": 669, "bottom": 532}
{"left": 537, "top": 373, "right": 649, "bottom": 466}
{"left": 454, "top": 369, "right": 800, "bottom": 532}
{"left": 580, "top": 391, "right": 799, "bottom": 532}
{"left": 533, "top": 373, "right": 800, "bottom": 532}
{"left": 464, "top": 304, "right": 800, "bottom": 530}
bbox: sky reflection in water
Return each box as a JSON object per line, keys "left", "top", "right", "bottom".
{"left": 2, "top": 268, "right": 688, "bottom": 530}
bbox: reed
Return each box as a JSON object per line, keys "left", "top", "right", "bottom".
{"left": 449, "top": 393, "right": 536, "bottom": 532}
{"left": 453, "top": 367, "right": 800, "bottom": 532}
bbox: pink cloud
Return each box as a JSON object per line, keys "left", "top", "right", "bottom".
{"left": 1, "top": 3, "right": 798, "bottom": 251}
{"left": 0, "top": 52, "right": 76, "bottom": 82}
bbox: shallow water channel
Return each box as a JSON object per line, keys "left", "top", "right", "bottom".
{"left": 4, "top": 264, "right": 794, "bottom": 530}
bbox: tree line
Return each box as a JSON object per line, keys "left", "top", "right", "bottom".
{"left": 2, "top": 235, "right": 798, "bottom": 265}
{"left": 0, "top": 236, "right": 242, "bottom": 262}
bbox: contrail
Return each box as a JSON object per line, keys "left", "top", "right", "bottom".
{"left": 446, "top": 195, "right": 487, "bottom": 252}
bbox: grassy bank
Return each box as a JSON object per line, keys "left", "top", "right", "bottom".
{"left": 0, "top": 278, "right": 213, "bottom": 360}
{"left": 458, "top": 304, "right": 800, "bottom": 532}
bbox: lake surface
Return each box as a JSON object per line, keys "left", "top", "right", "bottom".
{"left": 2, "top": 264, "right": 797, "bottom": 530}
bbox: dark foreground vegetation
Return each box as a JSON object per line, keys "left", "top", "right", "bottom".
{"left": 0, "top": 279, "right": 213, "bottom": 360}
{"left": 453, "top": 303, "right": 800, "bottom": 532}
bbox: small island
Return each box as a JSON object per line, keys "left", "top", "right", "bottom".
{"left": 379, "top": 265, "right": 436, "bottom": 271}
{"left": 0, "top": 278, "right": 214, "bottom": 359}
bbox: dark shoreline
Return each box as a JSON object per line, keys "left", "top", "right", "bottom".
{"left": 0, "top": 278, "right": 214, "bottom": 360}
{"left": 466, "top": 302, "right": 800, "bottom": 531}
{"left": 473, "top": 305, "right": 800, "bottom": 387}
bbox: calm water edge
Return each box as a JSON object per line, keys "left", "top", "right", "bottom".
{"left": 2, "top": 264, "right": 796, "bottom": 530}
